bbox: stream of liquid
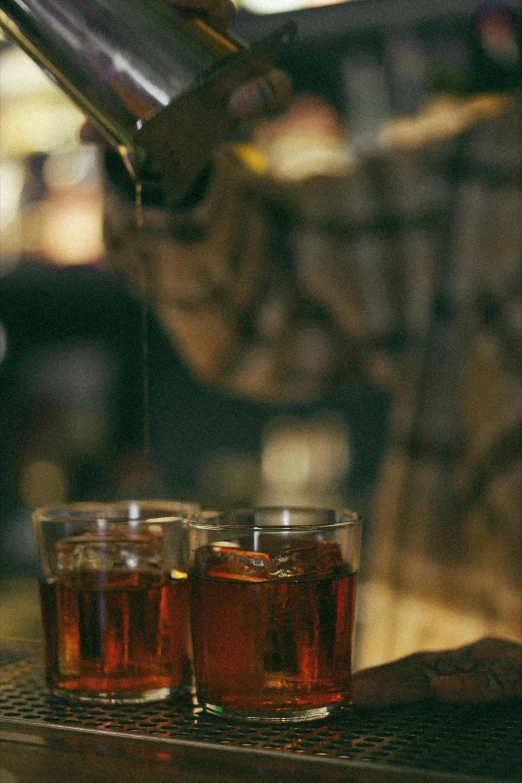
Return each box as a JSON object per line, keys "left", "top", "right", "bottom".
{"left": 119, "top": 146, "right": 151, "bottom": 459}
{"left": 135, "top": 179, "right": 151, "bottom": 459}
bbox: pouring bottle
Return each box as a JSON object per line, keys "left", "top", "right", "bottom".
{"left": 0, "top": 0, "right": 295, "bottom": 201}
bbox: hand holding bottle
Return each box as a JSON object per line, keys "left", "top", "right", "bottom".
{"left": 80, "top": 0, "right": 292, "bottom": 143}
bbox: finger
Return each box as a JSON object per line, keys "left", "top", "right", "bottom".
{"left": 429, "top": 641, "right": 522, "bottom": 703}
{"left": 472, "top": 636, "right": 522, "bottom": 663}
{"left": 79, "top": 121, "right": 109, "bottom": 145}
{"left": 351, "top": 656, "right": 432, "bottom": 707}
{"left": 353, "top": 639, "right": 522, "bottom": 707}
{"left": 228, "top": 69, "right": 292, "bottom": 121}
{"left": 168, "top": 0, "right": 235, "bottom": 28}
{"left": 430, "top": 671, "right": 522, "bottom": 703}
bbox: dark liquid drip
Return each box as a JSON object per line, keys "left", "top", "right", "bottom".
{"left": 134, "top": 180, "right": 151, "bottom": 459}
{"left": 121, "top": 145, "right": 151, "bottom": 460}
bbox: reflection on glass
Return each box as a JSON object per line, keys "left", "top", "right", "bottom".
{"left": 238, "top": 0, "right": 352, "bottom": 14}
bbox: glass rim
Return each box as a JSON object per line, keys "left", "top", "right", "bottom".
{"left": 33, "top": 500, "right": 200, "bottom": 524}
{"left": 186, "top": 506, "right": 361, "bottom": 532}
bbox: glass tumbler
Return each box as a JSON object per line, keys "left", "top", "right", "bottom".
{"left": 187, "top": 507, "right": 362, "bottom": 722}
{"left": 33, "top": 500, "right": 198, "bottom": 703}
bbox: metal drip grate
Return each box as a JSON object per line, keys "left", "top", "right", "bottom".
{"left": 0, "top": 644, "right": 520, "bottom": 783}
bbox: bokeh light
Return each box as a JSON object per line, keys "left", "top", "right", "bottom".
{"left": 39, "top": 193, "right": 104, "bottom": 265}
{"left": 20, "top": 459, "right": 68, "bottom": 508}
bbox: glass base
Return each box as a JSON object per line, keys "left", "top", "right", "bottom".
{"left": 201, "top": 702, "right": 345, "bottom": 723}
{"left": 49, "top": 685, "right": 185, "bottom": 705}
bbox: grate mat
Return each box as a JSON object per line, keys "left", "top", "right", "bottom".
{"left": 0, "top": 651, "right": 520, "bottom": 782}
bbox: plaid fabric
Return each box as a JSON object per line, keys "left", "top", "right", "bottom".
{"left": 104, "top": 98, "right": 521, "bottom": 642}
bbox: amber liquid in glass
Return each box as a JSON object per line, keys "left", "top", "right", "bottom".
{"left": 39, "top": 570, "right": 191, "bottom": 699}
{"left": 190, "top": 569, "right": 357, "bottom": 713}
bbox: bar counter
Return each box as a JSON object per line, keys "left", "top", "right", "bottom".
{"left": 0, "top": 639, "right": 520, "bottom": 783}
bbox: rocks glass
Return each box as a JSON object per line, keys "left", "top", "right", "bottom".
{"left": 33, "top": 500, "right": 198, "bottom": 703}
{"left": 187, "top": 507, "right": 362, "bottom": 722}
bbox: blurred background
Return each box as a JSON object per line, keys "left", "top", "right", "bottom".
{"left": 0, "top": 0, "right": 520, "bottom": 661}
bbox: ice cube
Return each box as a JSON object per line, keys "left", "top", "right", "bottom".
{"left": 195, "top": 539, "right": 344, "bottom": 581}
{"left": 195, "top": 545, "right": 270, "bottom": 582}
{"left": 56, "top": 533, "right": 161, "bottom": 574}
{"left": 267, "top": 539, "right": 344, "bottom": 579}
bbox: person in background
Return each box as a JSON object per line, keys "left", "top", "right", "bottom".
{"left": 82, "top": 0, "right": 521, "bottom": 704}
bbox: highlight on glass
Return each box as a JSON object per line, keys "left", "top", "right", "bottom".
{"left": 187, "top": 506, "right": 362, "bottom": 722}
{"left": 33, "top": 500, "right": 199, "bottom": 704}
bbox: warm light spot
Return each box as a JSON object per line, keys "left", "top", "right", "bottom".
{"left": 0, "top": 160, "right": 24, "bottom": 229}
{"left": 39, "top": 193, "right": 104, "bottom": 264}
{"left": 231, "top": 143, "right": 268, "bottom": 175}
{"left": 0, "top": 47, "right": 58, "bottom": 98}
{"left": 0, "top": 212, "right": 23, "bottom": 266}
{"left": 43, "top": 147, "right": 100, "bottom": 191}
{"left": 266, "top": 137, "right": 353, "bottom": 180}
{"left": 261, "top": 415, "right": 351, "bottom": 493}
{"left": 20, "top": 460, "right": 68, "bottom": 507}
{"left": 250, "top": 93, "right": 353, "bottom": 180}
{"left": 1, "top": 98, "right": 84, "bottom": 157}
{"left": 262, "top": 423, "right": 312, "bottom": 490}
{"left": 171, "top": 570, "right": 188, "bottom": 580}
{"left": 380, "top": 94, "right": 510, "bottom": 150}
